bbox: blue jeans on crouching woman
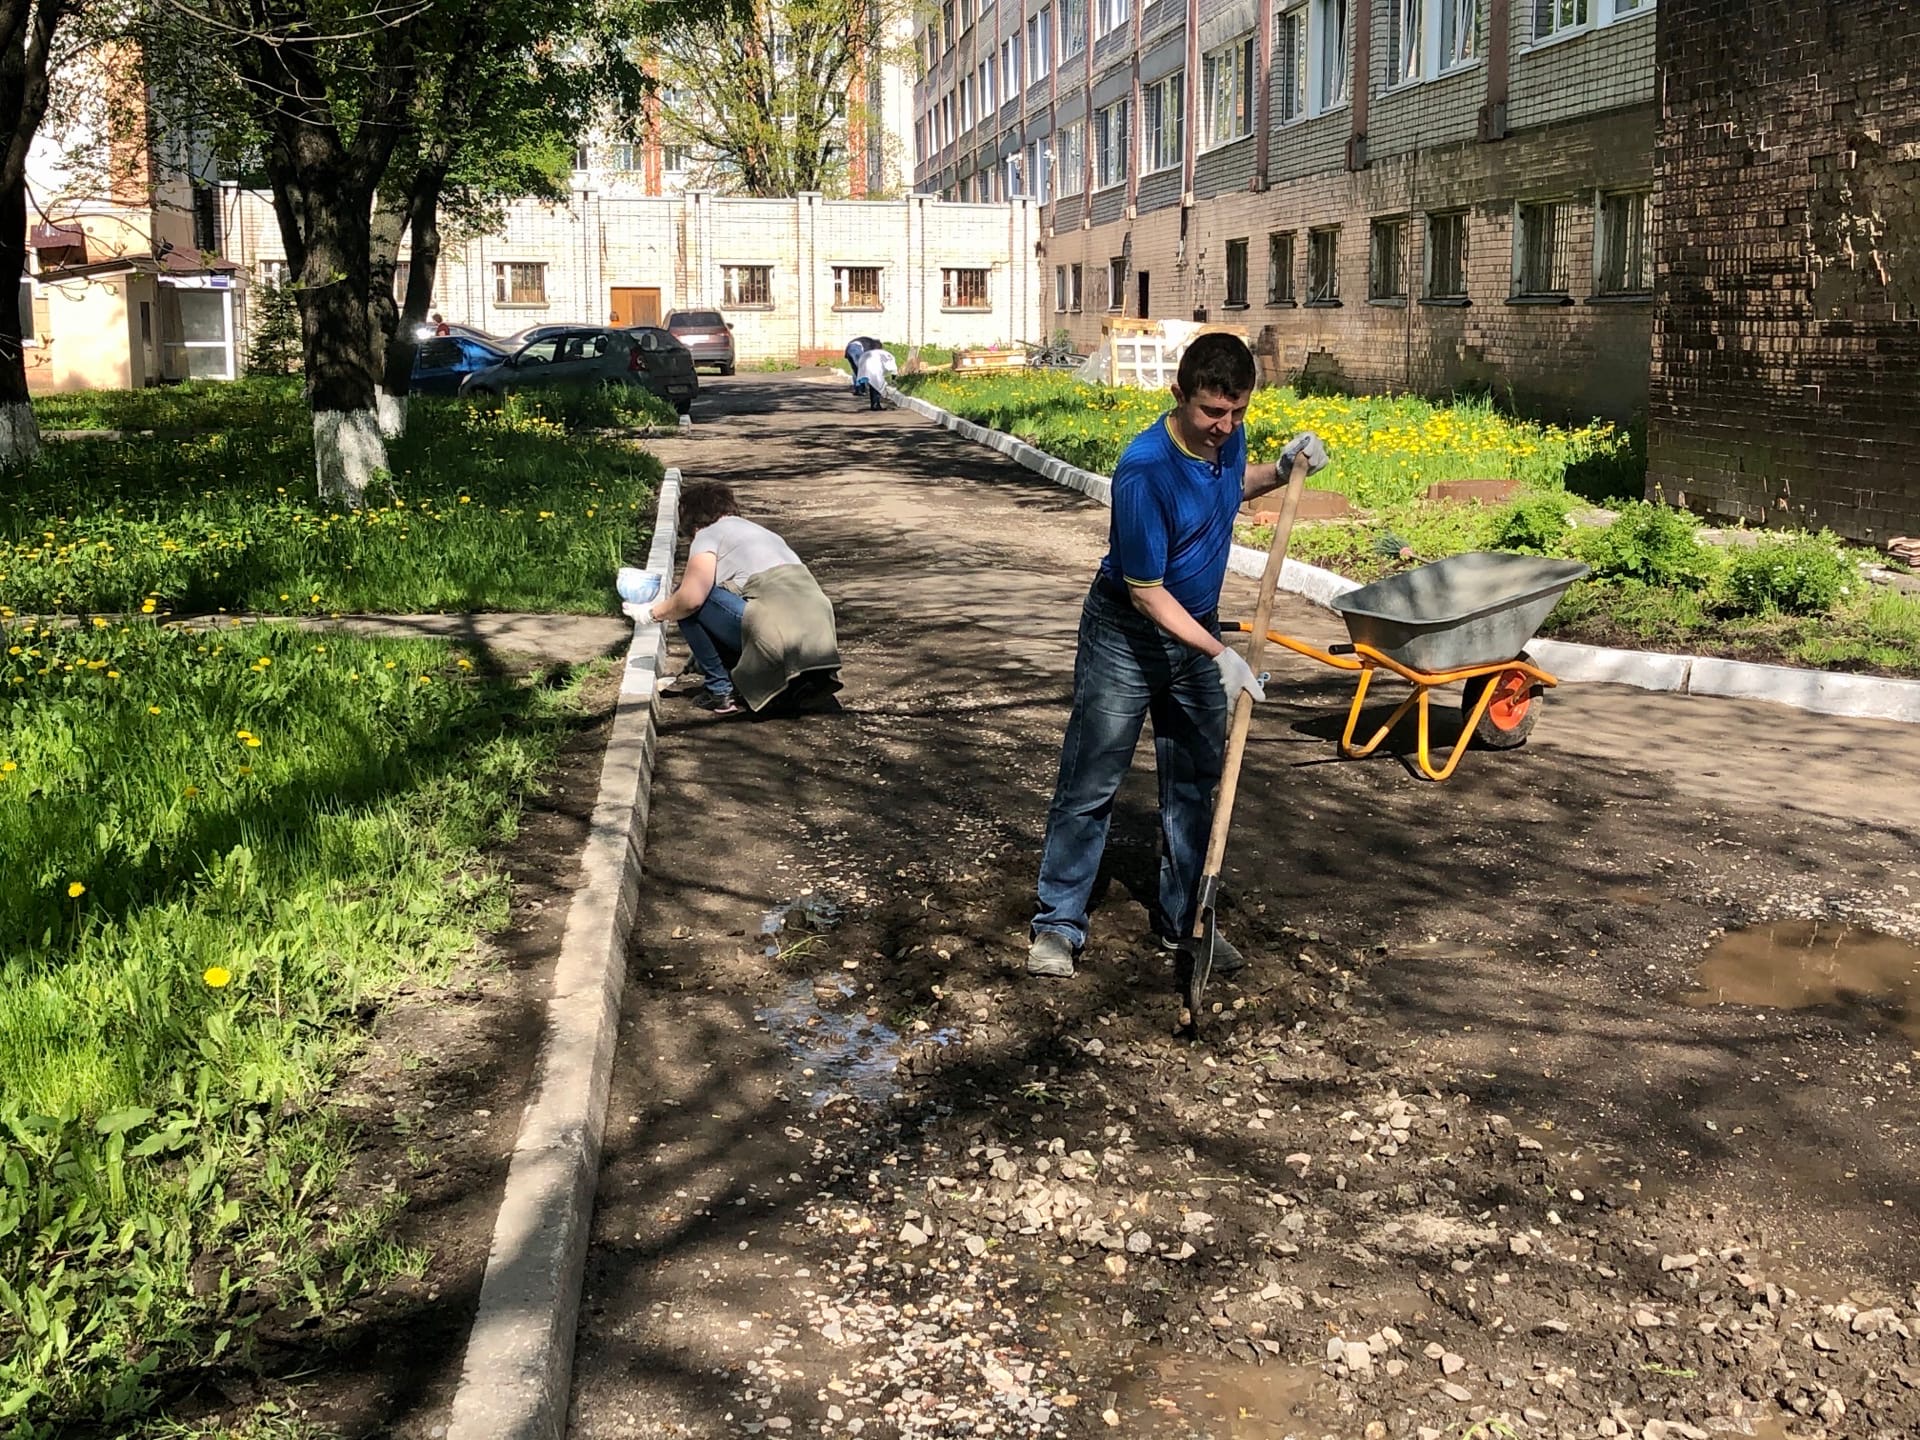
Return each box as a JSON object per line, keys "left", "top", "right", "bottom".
{"left": 1032, "top": 582, "right": 1227, "bottom": 953}
{"left": 677, "top": 586, "right": 747, "bottom": 698}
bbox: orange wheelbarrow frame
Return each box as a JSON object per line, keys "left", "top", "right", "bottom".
{"left": 1231, "top": 622, "right": 1560, "bottom": 783}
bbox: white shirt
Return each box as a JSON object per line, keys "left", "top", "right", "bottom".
{"left": 855, "top": 347, "right": 898, "bottom": 388}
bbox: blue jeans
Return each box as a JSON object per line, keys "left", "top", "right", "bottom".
{"left": 1033, "top": 583, "right": 1227, "bottom": 952}
{"left": 677, "top": 587, "right": 747, "bottom": 697}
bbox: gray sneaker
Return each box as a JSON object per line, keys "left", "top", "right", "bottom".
{"left": 1158, "top": 932, "right": 1247, "bottom": 975}
{"left": 1027, "top": 932, "right": 1075, "bottom": 979}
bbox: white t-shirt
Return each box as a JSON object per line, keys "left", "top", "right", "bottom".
{"left": 856, "top": 347, "right": 898, "bottom": 387}
{"left": 690, "top": 515, "right": 803, "bottom": 594}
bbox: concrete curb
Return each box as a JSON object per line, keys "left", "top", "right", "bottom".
{"left": 446, "top": 467, "right": 682, "bottom": 1440}
{"left": 900, "top": 390, "right": 1920, "bottom": 725}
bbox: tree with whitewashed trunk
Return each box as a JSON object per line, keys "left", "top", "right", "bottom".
{"left": 0, "top": 0, "right": 80, "bottom": 468}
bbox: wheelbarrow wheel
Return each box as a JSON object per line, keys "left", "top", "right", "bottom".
{"left": 1462, "top": 661, "right": 1539, "bottom": 750}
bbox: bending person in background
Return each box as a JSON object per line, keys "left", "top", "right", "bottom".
{"left": 645, "top": 482, "right": 843, "bottom": 717}
{"left": 843, "top": 335, "right": 883, "bottom": 388}
{"left": 854, "top": 344, "right": 898, "bottom": 411}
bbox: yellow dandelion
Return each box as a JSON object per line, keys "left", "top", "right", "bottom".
{"left": 68, "top": 881, "right": 86, "bottom": 898}
{"left": 184, "top": 785, "right": 202, "bottom": 797}
{"left": 203, "top": 966, "right": 232, "bottom": 988}
{"left": 149, "top": 705, "right": 162, "bottom": 715}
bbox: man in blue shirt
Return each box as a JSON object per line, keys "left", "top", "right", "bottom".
{"left": 1028, "top": 333, "right": 1314, "bottom": 980}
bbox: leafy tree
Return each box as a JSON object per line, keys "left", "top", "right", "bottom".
{"left": 0, "top": 0, "right": 80, "bottom": 466}
{"left": 646, "top": 0, "right": 909, "bottom": 197}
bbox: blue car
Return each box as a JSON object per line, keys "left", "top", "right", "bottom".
{"left": 411, "top": 334, "right": 508, "bottom": 396}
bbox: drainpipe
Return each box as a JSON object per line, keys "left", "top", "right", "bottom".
{"left": 1347, "top": 0, "right": 1371, "bottom": 171}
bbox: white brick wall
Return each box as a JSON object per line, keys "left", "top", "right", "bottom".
{"left": 220, "top": 187, "right": 1045, "bottom": 361}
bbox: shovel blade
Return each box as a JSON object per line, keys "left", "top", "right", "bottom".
{"left": 1179, "top": 877, "right": 1220, "bottom": 1034}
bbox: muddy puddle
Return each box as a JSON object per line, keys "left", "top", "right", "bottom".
{"left": 1675, "top": 919, "right": 1920, "bottom": 1040}
{"left": 1110, "top": 1352, "right": 1341, "bottom": 1439}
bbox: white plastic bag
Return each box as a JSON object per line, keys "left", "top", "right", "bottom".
{"left": 616, "top": 567, "right": 663, "bottom": 606}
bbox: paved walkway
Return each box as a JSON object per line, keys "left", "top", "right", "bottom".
{"left": 563, "top": 375, "right": 1920, "bottom": 1439}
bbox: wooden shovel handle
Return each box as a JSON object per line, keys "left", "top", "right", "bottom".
{"left": 1192, "top": 472, "right": 1306, "bottom": 925}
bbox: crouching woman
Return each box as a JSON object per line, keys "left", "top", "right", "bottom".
{"left": 643, "top": 481, "right": 843, "bottom": 715}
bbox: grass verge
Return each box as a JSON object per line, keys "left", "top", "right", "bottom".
{"left": 0, "top": 613, "right": 593, "bottom": 1428}
{"left": 9, "top": 381, "right": 662, "bottom": 617}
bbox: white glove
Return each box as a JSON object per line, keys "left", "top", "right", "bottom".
{"left": 1212, "top": 647, "right": 1266, "bottom": 703}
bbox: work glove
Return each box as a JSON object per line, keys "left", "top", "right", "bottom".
{"left": 1280, "top": 431, "right": 1330, "bottom": 478}
{"left": 1212, "top": 647, "right": 1267, "bottom": 703}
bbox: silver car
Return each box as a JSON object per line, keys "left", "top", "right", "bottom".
{"left": 664, "top": 309, "right": 737, "bottom": 376}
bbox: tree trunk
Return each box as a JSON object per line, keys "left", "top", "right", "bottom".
{"left": 297, "top": 184, "right": 385, "bottom": 506}
{"left": 379, "top": 159, "right": 450, "bottom": 411}
{"left": 368, "top": 192, "right": 406, "bottom": 437}
{"left": 0, "top": 172, "right": 40, "bottom": 466}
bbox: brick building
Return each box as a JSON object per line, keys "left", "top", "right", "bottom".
{"left": 914, "top": 0, "right": 1660, "bottom": 422}
{"left": 221, "top": 187, "right": 1044, "bottom": 362}
{"left": 1650, "top": 1, "right": 1920, "bottom": 542}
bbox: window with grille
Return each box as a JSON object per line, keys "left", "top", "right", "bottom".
{"left": 723, "top": 264, "right": 773, "bottom": 307}
{"left": 1442, "top": 0, "right": 1478, "bottom": 67}
{"left": 1388, "top": 0, "right": 1423, "bottom": 86}
{"left": 191, "top": 183, "right": 219, "bottom": 253}
{"left": 1202, "top": 35, "right": 1256, "bottom": 148}
{"left": 1057, "top": 123, "right": 1085, "bottom": 195}
{"left": 1596, "top": 191, "right": 1651, "bottom": 295}
{"left": 1369, "top": 219, "right": 1407, "bottom": 300}
{"left": 493, "top": 262, "right": 548, "bottom": 304}
{"left": 1276, "top": 8, "right": 1307, "bottom": 123}
{"left": 1107, "top": 256, "right": 1126, "bottom": 311}
{"left": 1142, "top": 73, "right": 1183, "bottom": 172}
{"left": 1514, "top": 201, "right": 1572, "bottom": 296}
{"left": 1533, "top": 0, "right": 1589, "bottom": 40}
{"left": 1307, "top": 227, "right": 1340, "bottom": 304}
{"left": 942, "top": 267, "right": 991, "bottom": 309}
{"left": 1426, "top": 211, "right": 1468, "bottom": 299}
{"left": 1267, "top": 231, "right": 1296, "bottom": 303}
{"left": 1095, "top": 100, "right": 1129, "bottom": 189}
{"left": 1225, "top": 238, "right": 1249, "bottom": 307}
{"left": 1060, "top": 0, "right": 1086, "bottom": 58}
{"left": 1313, "top": 0, "right": 1348, "bottom": 112}
{"left": 834, "top": 265, "right": 882, "bottom": 309}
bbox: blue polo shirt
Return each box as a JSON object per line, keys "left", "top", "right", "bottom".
{"left": 1096, "top": 415, "right": 1247, "bottom": 618}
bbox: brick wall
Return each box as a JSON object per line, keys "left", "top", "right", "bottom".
{"left": 1649, "top": 0, "right": 1920, "bottom": 543}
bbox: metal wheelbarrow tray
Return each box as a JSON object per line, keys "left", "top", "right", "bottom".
{"left": 1237, "top": 552, "right": 1590, "bottom": 782}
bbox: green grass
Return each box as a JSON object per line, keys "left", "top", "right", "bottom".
{"left": 889, "top": 342, "right": 956, "bottom": 371}
{"left": 0, "top": 613, "right": 593, "bottom": 1424}
{"left": 10, "top": 381, "right": 662, "bottom": 617}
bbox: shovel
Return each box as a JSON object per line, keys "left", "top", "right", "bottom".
{"left": 1177, "top": 442, "right": 1318, "bottom": 1035}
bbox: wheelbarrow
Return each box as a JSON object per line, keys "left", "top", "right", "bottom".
{"left": 1232, "top": 552, "right": 1590, "bottom": 782}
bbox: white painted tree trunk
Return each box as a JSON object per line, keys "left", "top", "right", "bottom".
{"left": 0, "top": 400, "right": 40, "bottom": 468}
{"left": 313, "top": 408, "right": 387, "bottom": 508}
{"left": 375, "top": 386, "right": 407, "bottom": 439}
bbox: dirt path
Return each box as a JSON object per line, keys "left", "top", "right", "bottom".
{"left": 568, "top": 375, "right": 1920, "bottom": 1440}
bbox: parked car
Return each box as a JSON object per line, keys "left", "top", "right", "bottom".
{"left": 411, "top": 320, "right": 498, "bottom": 345}
{"left": 459, "top": 326, "right": 698, "bottom": 413}
{"left": 625, "top": 325, "right": 701, "bottom": 404}
{"left": 410, "top": 333, "right": 508, "bottom": 395}
{"left": 497, "top": 322, "right": 594, "bottom": 351}
{"left": 663, "top": 309, "right": 736, "bottom": 375}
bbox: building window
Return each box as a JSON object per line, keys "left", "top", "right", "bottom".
{"left": 723, "top": 264, "right": 774, "bottom": 307}
{"left": 1595, "top": 190, "right": 1652, "bottom": 295}
{"left": 1312, "top": 0, "right": 1349, "bottom": 112}
{"left": 1055, "top": 265, "right": 1069, "bottom": 311}
{"left": 1276, "top": 7, "right": 1308, "bottom": 123}
{"left": 1442, "top": 0, "right": 1479, "bottom": 67}
{"left": 1225, "top": 238, "right": 1249, "bottom": 307}
{"left": 1307, "top": 226, "right": 1340, "bottom": 303}
{"left": 1057, "top": 122, "right": 1086, "bottom": 195}
{"left": 1267, "top": 231, "right": 1296, "bottom": 303}
{"left": 1142, "top": 72, "right": 1183, "bottom": 172}
{"left": 943, "top": 267, "right": 991, "bottom": 309}
{"left": 1202, "top": 35, "right": 1256, "bottom": 148}
{"left": 1533, "top": 0, "right": 1590, "bottom": 40}
{"left": 493, "top": 261, "right": 548, "bottom": 305}
{"left": 1095, "top": 0, "right": 1129, "bottom": 39}
{"left": 573, "top": 145, "right": 592, "bottom": 172}
{"left": 663, "top": 144, "right": 693, "bottom": 173}
{"left": 1388, "top": 0, "right": 1423, "bottom": 86}
{"left": 1426, "top": 210, "right": 1468, "bottom": 299}
{"left": 1514, "top": 201, "right": 1572, "bottom": 297}
{"left": 18, "top": 277, "right": 35, "bottom": 342}
{"left": 1106, "top": 256, "right": 1126, "bottom": 311}
{"left": 1094, "top": 100, "right": 1129, "bottom": 189}
{"left": 1369, "top": 218, "right": 1407, "bottom": 301}
{"left": 833, "top": 265, "right": 882, "bottom": 309}
{"left": 960, "top": 78, "right": 972, "bottom": 131}
{"left": 1070, "top": 262, "right": 1084, "bottom": 311}
{"left": 607, "top": 142, "right": 638, "bottom": 172}
{"left": 259, "top": 258, "right": 290, "bottom": 288}
{"left": 1028, "top": 8, "right": 1052, "bottom": 82}
{"left": 1060, "top": 0, "right": 1086, "bottom": 58}
{"left": 191, "top": 182, "right": 219, "bottom": 254}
